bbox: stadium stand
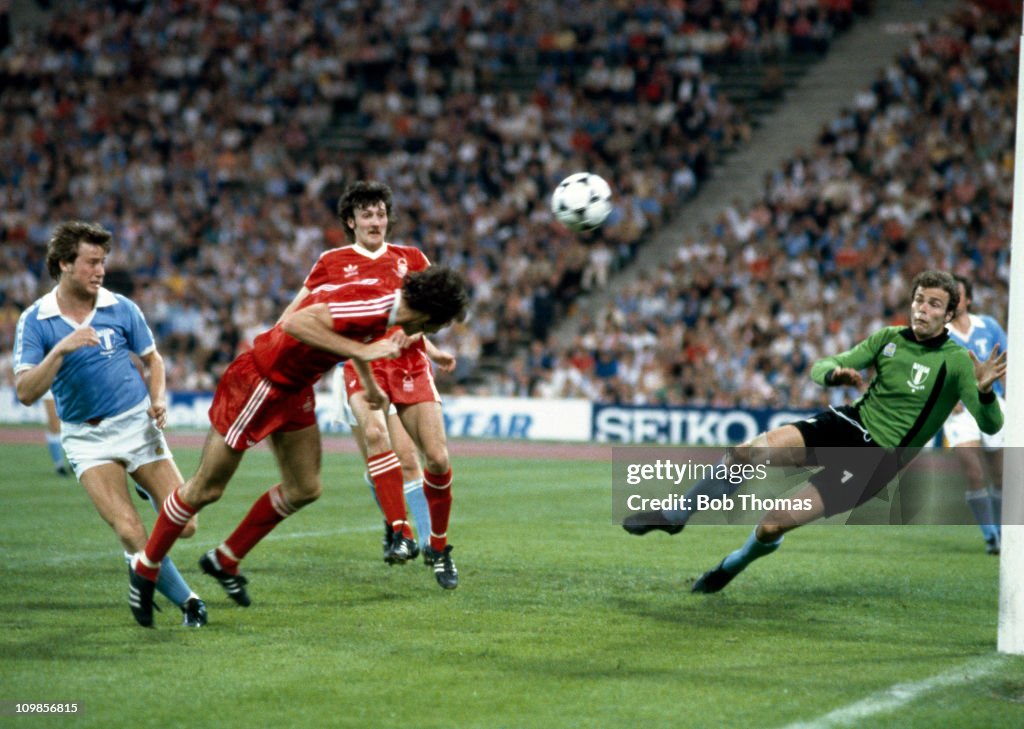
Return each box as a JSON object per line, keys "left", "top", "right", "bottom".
{"left": 530, "top": 2, "right": 1013, "bottom": 408}
{"left": 5, "top": 0, "right": 988, "bottom": 412}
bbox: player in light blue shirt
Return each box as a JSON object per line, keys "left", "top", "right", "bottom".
{"left": 13, "top": 220, "right": 207, "bottom": 627}
{"left": 941, "top": 274, "right": 1007, "bottom": 554}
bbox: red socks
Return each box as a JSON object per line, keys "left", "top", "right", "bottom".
{"left": 368, "top": 451, "right": 412, "bottom": 537}
{"left": 423, "top": 468, "right": 453, "bottom": 552}
{"left": 136, "top": 487, "right": 197, "bottom": 581}
{"left": 136, "top": 484, "right": 300, "bottom": 581}
{"left": 217, "top": 484, "right": 296, "bottom": 572}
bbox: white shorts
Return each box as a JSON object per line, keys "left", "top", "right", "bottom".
{"left": 61, "top": 398, "right": 172, "bottom": 479}
{"left": 943, "top": 396, "right": 1005, "bottom": 450}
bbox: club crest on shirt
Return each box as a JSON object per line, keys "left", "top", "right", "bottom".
{"left": 882, "top": 342, "right": 896, "bottom": 357}
{"left": 95, "top": 328, "right": 117, "bottom": 357}
{"left": 396, "top": 257, "right": 408, "bottom": 278}
{"left": 907, "top": 362, "right": 930, "bottom": 392}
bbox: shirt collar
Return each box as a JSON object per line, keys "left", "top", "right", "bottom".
{"left": 900, "top": 326, "right": 949, "bottom": 349}
{"left": 36, "top": 286, "right": 118, "bottom": 320}
{"left": 352, "top": 241, "right": 389, "bottom": 260}
{"left": 387, "top": 289, "right": 402, "bottom": 327}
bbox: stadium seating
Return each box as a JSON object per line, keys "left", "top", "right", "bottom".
{"left": 0, "top": 0, "right": 894, "bottom": 399}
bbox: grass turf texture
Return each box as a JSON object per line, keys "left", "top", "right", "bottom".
{"left": 1, "top": 439, "right": 1022, "bottom": 728}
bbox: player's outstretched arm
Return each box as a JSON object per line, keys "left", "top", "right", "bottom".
{"left": 423, "top": 336, "right": 456, "bottom": 373}
{"left": 970, "top": 344, "right": 1007, "bottom": 393}
{"left": 276, "top": 286, "right": 311, "bottom": 325}
{"left": 825, "top": 367, "right": 864, "bottom": 388}
{"left": 963, "top": 344, "right": 1007, "bottom": 435}
{"left": 282, "top": 303, "right": 400, "bottom": 361}
{"left": 809, "top": 328, "right": 890, "bottom": 388}
{"left": 351, "top": 359, "right": 388, "bottom": 410}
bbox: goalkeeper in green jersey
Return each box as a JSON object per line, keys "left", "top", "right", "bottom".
{"left": 625, "top": 271, "right": 1007, "bottom": 593}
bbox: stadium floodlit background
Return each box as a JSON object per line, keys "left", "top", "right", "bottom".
{"left": 2, "top": 1, "right": 1023, "bottom": 727}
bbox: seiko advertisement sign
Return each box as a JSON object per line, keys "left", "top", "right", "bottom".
{"left": 592, "top": 405, "right": 816, "bottom": 445}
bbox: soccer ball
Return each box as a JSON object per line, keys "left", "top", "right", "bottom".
{"left": 550, "top": 172, "right": 612, "bottom": 232}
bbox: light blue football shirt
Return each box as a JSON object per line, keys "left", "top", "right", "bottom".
{"left": 946, "top": 313, "right": 1007, "bottom": 398}
{"left": 13, "top": 287, "right": 155, "bottom": 423}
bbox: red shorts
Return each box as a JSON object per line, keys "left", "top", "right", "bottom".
{"left": 342, "top": 353, "right": 440, "bottom": 406}
{"left": 210, "top": 351, "right": 318, "bottom": 450}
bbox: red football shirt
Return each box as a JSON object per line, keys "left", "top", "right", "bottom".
{"left": 304, "top": 243, "right": 430, "bottom": 370}
{"left": 250, "top": 279, "right": 398, "bottom": 389}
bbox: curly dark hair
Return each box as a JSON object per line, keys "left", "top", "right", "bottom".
{"left": 336, "top": 180, "right": 394, "bottom": 242}
{"left": 911, "top": 270, "right": 959, "bottom": 316}
{"left": 46, "top": 220, "right": 113, "bottom": 280}
{"left": 402, "top": 266, "right": 471, "bottom": 328}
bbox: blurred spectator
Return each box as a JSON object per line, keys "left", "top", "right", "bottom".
{"left": 516, "top": 6, "right": 1013, "bottom": 409}
{"left": 1, "top": 0, "right": 879, "bottom": 405}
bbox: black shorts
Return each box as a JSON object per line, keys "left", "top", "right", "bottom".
{"left": 791, "top": 406, "right": 903, "bottom": 517}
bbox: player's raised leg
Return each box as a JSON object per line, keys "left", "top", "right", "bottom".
{"left": 132, "top": 459, "right": 207, "bottom": 626}
{"left": 692, "top": 484, "right": 825, "bottom": 594}
{"left": 624, "top": 426, "right": 807, "bottom": 536}
{"left": 203, "top": 424, "right": 324, "bottom": 598}
{"left": 133, "top": 428, "right": 245, "bottom": 620}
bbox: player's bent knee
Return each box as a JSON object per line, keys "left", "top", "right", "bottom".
{"left": 756, "top": 521, "right": 786, "bottom": 541}
{"left": 397, "top": 451, "right": 421, "bottom": 475}
{"left": 731, "top": 433, "right": 770, "bottom": 465}
{"left": 422, "top": 451, "right": 450, "bottom": 475}
{"left": 111, "top": 513, "right": 147, "bottom": 549}
{"left": 418, "top": 438, "right": 450, "bottom": 473}
{"left": 362, "top": 423, "right": 391, "bottom": 452}
{"left": 179, "top": 516, "right": 198, "bottom": 539}
{"left": 288, "top": 484, "right": 321, "bottom": 508}
{"left": 187, "top": 482, "right": 225, "bottom": 508}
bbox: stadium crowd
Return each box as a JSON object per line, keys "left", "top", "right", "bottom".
{"left": 500, "top": 4, "right": 1014, "bottom": 409}
{"left": 0, "top": 0, "right": 783, "bottom": 390}
{"left": 3, "top": 0, "right": 1000, "bottom": 417}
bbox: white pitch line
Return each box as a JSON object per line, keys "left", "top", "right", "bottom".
{"left": 263, "top": 525, "right": 381, "bottom": 541}
{"left": 7, "top": 524, "right": 384, "bottom": 568}
{"left": 8, "top": 508, "right": 498, "bottom": 569}
{"left": 779, "top": 655, "right": 1008, "bottom": 729}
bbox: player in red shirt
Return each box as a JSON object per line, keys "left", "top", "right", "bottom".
{"left": 127, "top": 266, "right": 469, "bottom": 627}
{"left": 280, "top": 181, "right": 462, "bottom": 590}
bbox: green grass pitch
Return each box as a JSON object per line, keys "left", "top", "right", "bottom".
{"left": 1, "top": 438, "right": 1022, "bottom": 728}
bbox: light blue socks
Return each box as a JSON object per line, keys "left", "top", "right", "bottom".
{"left": 364, "top": 471, "right": 431, "bottom": 549}
{"left": 722, "top": 528, "right": 784, "bottom": 574}
{"left": 131, "top": 484, "right": 197, "bottom": 607}
{"left": 966, "top": 488, "right": 998, "bottom": 544}
{"left": 46, "top": 433, "right": 65, "bottom": 470}
{"left": 124, "top": 552, "right": 194, "bottom": 607}
{"left": 403, "top": 478, "right": 431, "bottom": 550}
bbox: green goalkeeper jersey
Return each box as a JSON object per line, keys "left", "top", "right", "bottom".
{"left": 810, "top": 326, "right": 1003, "bottom": 449}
